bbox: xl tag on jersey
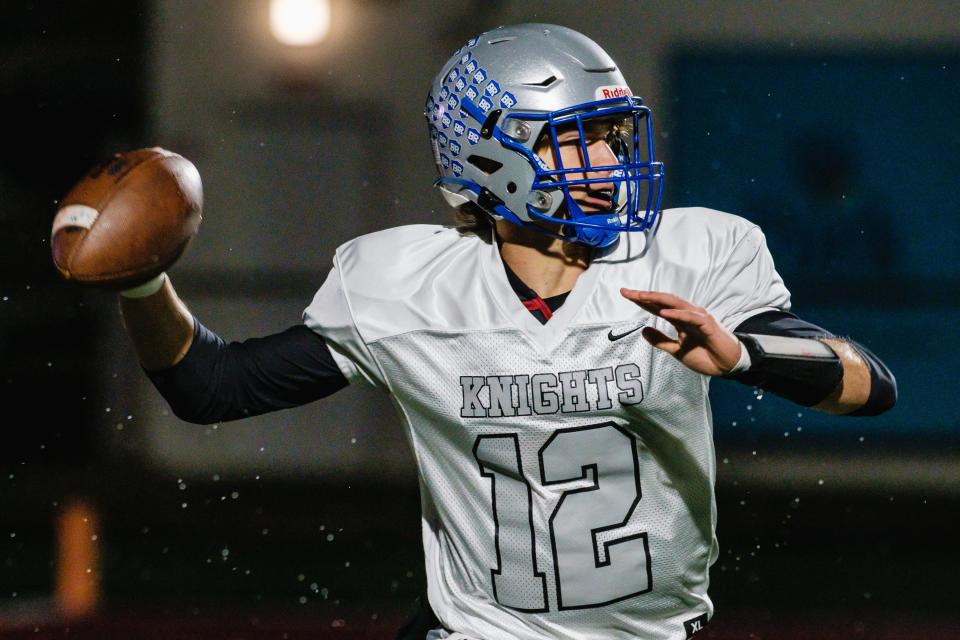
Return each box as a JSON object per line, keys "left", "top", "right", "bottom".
{"left": 683, "top": 613, "right": 709, "bottom": 638}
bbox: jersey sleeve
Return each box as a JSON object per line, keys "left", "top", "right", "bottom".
{"left": 302, "top": 256, "right": 386, "bottom": 388}
{"left": 703, "top": 225, "right": 791, "bottom": 331}
{"left": 145, "top": 321, "right": 348, "bottom": 424}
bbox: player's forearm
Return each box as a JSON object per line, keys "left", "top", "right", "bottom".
{"left": 118, "top": 275, "right": 195, "bottom": 371}
{"left": 730, "top": 311, "right": 896, "bottom": 416}
{"left": 813, "top": 338, "right": 897, "bottom": 416}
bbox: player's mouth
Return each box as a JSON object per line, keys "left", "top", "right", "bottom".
{"left": 576, "top": 187, "right": 616, "bottom": 212}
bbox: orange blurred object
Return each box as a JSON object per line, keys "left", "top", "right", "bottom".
{"left": 55, "top": 499, "right": 100, "bottom": 619}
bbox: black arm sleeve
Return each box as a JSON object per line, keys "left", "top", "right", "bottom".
{"left": 145, "top": 318, "right": 349, "bottom": 424}
{"left": 732, "top": 310, "right": 897, "bottom": 415}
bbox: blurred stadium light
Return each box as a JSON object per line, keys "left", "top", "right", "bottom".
{"left": 269, "top": 0, "right": 331, "bottom": 46}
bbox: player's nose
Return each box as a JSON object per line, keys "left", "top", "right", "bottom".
{"left": 584, "top": 139, "right": 618, "bottom": 193}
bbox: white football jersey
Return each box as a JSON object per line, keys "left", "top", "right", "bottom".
{"left": 303, "top": 207, "right": 790, "bottom": 640}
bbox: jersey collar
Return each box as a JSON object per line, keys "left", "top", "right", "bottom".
{"left": 481, "top": 236, "right": 603, "bottom": 354}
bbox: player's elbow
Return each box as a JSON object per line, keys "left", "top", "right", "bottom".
{"left": 167, "top": 401, "right": 218, "bottom": 425}
{"left": 852, "top": 374, "right": 897, "bottom": 417}
{"left": 841, "top": 371, "right": 897, "bottom": 417}
{"left": 825, "top": 340, "right": 898, "bottom": 417}
{"left": 877, "top": 374, "right": 898, "bottom": 413}
{"left": 166, "top": 396, "right": 247, "bottom": 425}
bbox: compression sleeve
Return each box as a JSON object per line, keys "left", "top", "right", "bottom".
{"left": 731, "top": 310, "right": 897, "bottom": 415}
{"left": 146, "top": 318, "right": 348, "bottom": 425}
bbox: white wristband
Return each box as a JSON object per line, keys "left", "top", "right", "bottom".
{"left": 727, "top": 339, "right": 753, "bottom": 375}
{"left": 120, "top": 272, "right": 167, "bottom": 299}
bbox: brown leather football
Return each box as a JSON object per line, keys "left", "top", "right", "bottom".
{"left": 51, "top": 147, "right": 203, "bottom": 289}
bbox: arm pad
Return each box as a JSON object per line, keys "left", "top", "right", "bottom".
{"left": 728, "top": 311, "right": 897, "bottom": 414}
{"left": 730, "top": 331, "right": 842, "bottom": 406}
{"left": 146, "top": 319, "right": 348, "bottom": 424}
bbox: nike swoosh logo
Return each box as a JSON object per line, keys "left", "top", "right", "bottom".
{"left": 607, "top": 324, "right": 645, "bottom": 342}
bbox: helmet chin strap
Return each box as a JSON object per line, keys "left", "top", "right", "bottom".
{"left": 562, "top": 191, "right": 620, "bottom": 248}
{"left": 511, "top": 200, "right": 617, "bottom": 249}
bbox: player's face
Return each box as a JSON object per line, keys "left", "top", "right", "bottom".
{"left": 534, "top": 119, "right": 626, "bottom": 213}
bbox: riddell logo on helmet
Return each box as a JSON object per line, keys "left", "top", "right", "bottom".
{"left": 595, "top": 85, "right": 631, "bottom": 100}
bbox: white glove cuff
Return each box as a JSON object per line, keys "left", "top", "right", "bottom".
{"left": 121, "top": 273, "right": 167, "bottom": 299}
{"left": 726, "top": 339, "right": 753, "bottom": 375}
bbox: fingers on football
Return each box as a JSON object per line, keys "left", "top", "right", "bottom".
{"left": 641, "top": 326, "right": 681, "bottom": 355}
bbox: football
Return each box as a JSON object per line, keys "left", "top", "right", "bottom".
{"left": 51, "top": 147, "right": 203, "bottom": 289}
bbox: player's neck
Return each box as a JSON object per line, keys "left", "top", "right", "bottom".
{"left": 494, "top": 221, "right": 592, "bottom": 299}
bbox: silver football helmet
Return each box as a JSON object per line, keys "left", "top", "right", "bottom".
{"left": 425, "top": 23, "right": 664, "bottom": 248}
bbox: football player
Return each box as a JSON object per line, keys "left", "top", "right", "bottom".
{"left": 116, "top": 24, "right": 895, "bottom": 640}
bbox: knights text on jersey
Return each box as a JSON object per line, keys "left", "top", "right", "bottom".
{"left": 302, "top": 208, "right": 791, "bottom": 640}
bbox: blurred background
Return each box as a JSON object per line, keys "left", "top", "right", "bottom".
{"left": 1, "top": 1, "right": 958, "bottom": 638}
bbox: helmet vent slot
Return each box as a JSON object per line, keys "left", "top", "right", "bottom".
{"left": 487, "top": 36, "right": 516, "bottom": 45}
{"left": 467, "top": 155, "right": 503, "bottom": 175}
{"left": 522, "top": 75, "right": 558, "bottom": 87}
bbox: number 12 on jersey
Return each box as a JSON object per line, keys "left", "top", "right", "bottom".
{"left": 473, "top": 422, "right": 652, "bottom": 612}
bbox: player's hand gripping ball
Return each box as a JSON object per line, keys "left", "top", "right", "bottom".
{"left": 51, "top": 147, "right": 202, "bottom": 289}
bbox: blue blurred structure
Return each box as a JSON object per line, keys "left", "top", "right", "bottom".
{"left": 670, "top": 51, "right": 960, "bottom": 445}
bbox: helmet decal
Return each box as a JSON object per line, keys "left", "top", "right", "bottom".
{"left": 595, "top": 85, "right": 631, "bottom": 100}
